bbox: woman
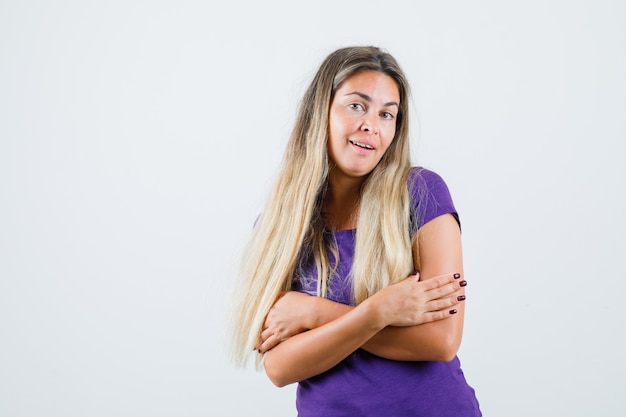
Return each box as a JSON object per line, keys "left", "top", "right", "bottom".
{"left": 229, "top": 46, "right": 481, "bottom": 416}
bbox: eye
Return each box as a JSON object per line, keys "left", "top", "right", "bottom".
{"left": 381, "top": 111, "right": 395, "bottom": 120}
{"left": 348, "top": 103, "right": 365, "bottom": 111}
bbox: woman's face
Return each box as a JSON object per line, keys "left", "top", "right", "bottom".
{"left": 327, "top": 70, "right": 400, "bottom": 181}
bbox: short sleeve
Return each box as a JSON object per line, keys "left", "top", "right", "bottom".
{"left": 408, "top": 167, "right": 460, "bottom": 232}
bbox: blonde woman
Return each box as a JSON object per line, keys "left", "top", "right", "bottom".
{"left": 229, "top": 46, "right": 481, "bottom": 416}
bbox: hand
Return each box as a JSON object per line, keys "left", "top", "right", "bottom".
{"left": 372, "top": 272, "right": 465, "bottom": 328}
{"left": 256, "top": 291, "right": 314, "bottom": 353}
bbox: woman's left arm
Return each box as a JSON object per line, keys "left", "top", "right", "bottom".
{"left": 361, "top": 212, "right": 465, "bottom": 360}
{"left": 259, "top": 213, "right": 466, "bottom": 362}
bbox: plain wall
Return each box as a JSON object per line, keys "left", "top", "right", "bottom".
{"left": 1, "top": 1, "right": 625, "bottom": 416}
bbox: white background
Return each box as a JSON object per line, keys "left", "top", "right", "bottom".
{"left": 1, "top": 1, "right": 625, "bottom": 416}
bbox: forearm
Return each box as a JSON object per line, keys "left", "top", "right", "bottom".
{"left": 363, "top": 307, "right": 464, "bottom": 361}
{"left": 263, "top": 297, "right": 384, "bottom": 387}
{"left": 302, "top": 213, "right": 467, "bottom": 361}
{"left": 297, "top": 295, "right": 464, "bottom": 361}
{"left": 261, "top": 268, "right": 465, "bottom": 385}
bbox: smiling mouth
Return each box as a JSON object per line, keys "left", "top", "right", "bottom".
{"left": 349, "top": 140, "right": 374, "bottom": 150}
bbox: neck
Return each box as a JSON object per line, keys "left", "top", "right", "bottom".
{"left": 323, "top": 169, "right": 367, "bottom": 230}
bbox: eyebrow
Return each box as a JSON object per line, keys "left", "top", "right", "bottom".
{"left": 344, "top": 91, "right": 399, "bottom": 108}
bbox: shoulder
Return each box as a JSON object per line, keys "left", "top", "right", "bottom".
{"left": 407, "top": 166, "right": 459, "bottom": 230}
{"left": 407, "top": 166, "right": 452, "bottom": 198}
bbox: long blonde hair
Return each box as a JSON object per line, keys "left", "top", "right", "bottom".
{"left": 229, "top": 46, "right": 415, "bottom": 367}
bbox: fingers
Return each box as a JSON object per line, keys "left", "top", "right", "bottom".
{"left": 256, "top": 332, "right": 286, "bottom": 354}
{"left": 425, "top": 293, "right": 460, "bottom": 312}
{"left": 418, "top": 272, "right": 467, "bottom": 319}
{"left": 420, "top": 272, "right": 467, "bottom": 299}
{"left": 258, "top": 334, "right": 279, "bottom": 354}
{"left": 260, "top": 327, "right": 273, "bottom": 342}
{"left": 421, "top": 308, "right": 458, "bottom": 324}
{"left": 257, "top": 324, "right": 291, "bottom": 354}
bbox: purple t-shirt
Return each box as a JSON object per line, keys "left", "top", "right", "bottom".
{"left": 291, "top": 167, "right": 481, "bottom": 417}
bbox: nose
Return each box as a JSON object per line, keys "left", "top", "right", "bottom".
{"left": 361, "top": 114, "right": 379, "bottom": 134}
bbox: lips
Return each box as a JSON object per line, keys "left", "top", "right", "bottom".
{"left": 349, "top": 139, "right": 374, "bottom": 150}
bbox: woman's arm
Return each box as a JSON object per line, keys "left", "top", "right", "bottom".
{"left": 261, "top": 265, "right": 464, "bottom": 386}
{"left": 260, "top": 213, "right": 466, "bottom": 363}
{"left": 364, "top": 212, "right": 466, "bottom": 360}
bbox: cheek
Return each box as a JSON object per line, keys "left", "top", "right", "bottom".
{"left": 328, "top": 113, "right": 346, "bottom": 137}
{"left": 381, "top": 127, "right": 396, "bottom": 151}
{"left": 326, "top": 132, "right": 340, "bottom": 163}
{"left": 328, "top": 119, "right": 348, "bottom": 148}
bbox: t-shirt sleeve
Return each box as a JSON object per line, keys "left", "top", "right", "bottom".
{"left": 407, "top": 167, "right": 460, "bottom": 231}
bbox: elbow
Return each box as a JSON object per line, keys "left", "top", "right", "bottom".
{"left": 267, "top": 373, "right": 290, "bottom": 388}
{"left": 264, "top": 354, "right": 294, "bottom": 388}
{"left": 435, "top": 349, "right": 458, "bottom": 363}
{"left": 432, "top": 333, "right": 461, "bottom": 362}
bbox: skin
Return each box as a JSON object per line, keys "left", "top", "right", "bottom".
{"left": 327, "top": 70, "right": 399, "bottom": 183}
{"left": 259, "top": 70, "right": 467, "bottom": 387}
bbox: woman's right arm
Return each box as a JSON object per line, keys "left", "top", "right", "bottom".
{"left": 260, "top": 273, "right": 463, "bottom": 387}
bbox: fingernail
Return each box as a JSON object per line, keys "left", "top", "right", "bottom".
{"left": 449, "top": 309, "right": 458, "bottom": 314}
{"left": 457, "top": 295, "right": 466, "bottom": 301}
{"left": 453, "top": 273, "right": 461, "bottom": 279}
{"left": 459, "top": 280, "right": 467, "bottom": 287}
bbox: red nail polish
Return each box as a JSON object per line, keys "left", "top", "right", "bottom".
{"left": 454, "top": 273, "right": 461, "bottom": 279}
{"left": 459, "top": 280, "right": 467, "bottom": 287}
{"left": 449, "top": 309, "right": 458, "bottom": 314}
{"left": 457, "top": 295, "right": 466, "bottom": 301}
